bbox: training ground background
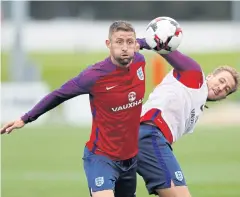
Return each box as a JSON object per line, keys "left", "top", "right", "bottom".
{"left": 1, "top": 51, "right": 240, "bottom": 197}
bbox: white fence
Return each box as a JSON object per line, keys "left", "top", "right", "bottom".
{"left": 1, "top": 82, "right": 51, "bottom": 125}
{"left": 2, "top": 20, "right": 240, "bottom": 53}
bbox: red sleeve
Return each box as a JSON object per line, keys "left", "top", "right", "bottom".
{"left": 173, "top": 69, "right": 204, "bottom": 89}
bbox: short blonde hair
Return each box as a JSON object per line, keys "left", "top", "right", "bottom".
{"left": 212, "top": 65, "right": 240, "bottom": 94}
{"left": 108, "top": 21, "right": 136, "bottom": 39}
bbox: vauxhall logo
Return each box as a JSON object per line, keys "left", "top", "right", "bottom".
{"left": 111, "top": 92, "right": 143, "bottom": 112}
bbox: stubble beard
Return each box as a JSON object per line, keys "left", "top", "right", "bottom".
{"left": 115, "top": 56, "right": 133, "bottom": 67}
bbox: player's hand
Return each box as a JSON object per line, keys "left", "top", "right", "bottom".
{"left": 0, "top": 119, "right": 25, "bottom": 134}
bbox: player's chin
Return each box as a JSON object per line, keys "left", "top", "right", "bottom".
{"left": 206, "top": 90, "right": 216, "bottom": 101}
{"left": 207, "top": 94, "right": 218, "bottom": 102}
{"left": 118, "top": 57, "right": 133, "bottom": 66}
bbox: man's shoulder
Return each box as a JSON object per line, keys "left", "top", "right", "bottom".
{"left": 134, "top": 52, "right": 145, "bottom": 63}
{"left": 84, "top": 57, "right": 116, "bottom": 75}
{"left": 172, "top": 69, "right": 204, "bottom": 89}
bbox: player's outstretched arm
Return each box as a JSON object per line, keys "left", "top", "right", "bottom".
{"left": 137, "top": 38, "right": 201, "bottom": 72}
{"left": 1, "top": 66, "right": 97, "bottom": 135}
{"left": 1, "top": 79, "right": 85, "bottom": 135}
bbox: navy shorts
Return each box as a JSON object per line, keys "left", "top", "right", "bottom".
{"left": 83, "top": 147, "right": 137, "bottom": 197}
{"left": 137, "top": 124, "right": 186, "bottom": 195}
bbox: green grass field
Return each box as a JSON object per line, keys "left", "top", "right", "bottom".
{"left": 2, "top": 125, "right": 240, "bottom": 197}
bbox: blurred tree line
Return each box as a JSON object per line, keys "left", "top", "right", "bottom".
{"left": 2, "top": 1, "right": 232, "bottom": 21}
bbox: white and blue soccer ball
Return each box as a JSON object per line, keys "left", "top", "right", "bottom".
{"left": 144, "top": 16, "right": 183, "bottom": 54}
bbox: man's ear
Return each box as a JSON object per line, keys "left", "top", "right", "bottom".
{"left": 106, "top": 39, "right": 111, "bottom": 49}
{"left": 135, "top": 42, "right": 140, "bottom": 52}
{"left": 206, "top": 74, "right": 213, "bottom": 81}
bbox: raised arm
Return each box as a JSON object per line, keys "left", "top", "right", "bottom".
{"left": 137, "top": 38, "right": 201, "bottom": 72}
{"left": 161, "top": 50, "right": 201, "bottom": 72}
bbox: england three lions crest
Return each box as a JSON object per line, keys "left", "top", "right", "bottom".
{"left": 137, "top": 67, "right": 144, "bottom": 80}
{"left": 95, "top": 177, "right": 104, "bottom": 187}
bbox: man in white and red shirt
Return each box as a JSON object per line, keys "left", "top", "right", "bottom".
{"left": 136, "top": 38, "right": 239, "bottom": 197}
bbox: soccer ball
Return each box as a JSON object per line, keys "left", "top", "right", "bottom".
{"left": 144, "top": 16, "right": 183, "bottom": 54}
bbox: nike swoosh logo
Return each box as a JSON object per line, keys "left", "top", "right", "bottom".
{"left": 106, "top": 85, "right": 118, "bottom": 90}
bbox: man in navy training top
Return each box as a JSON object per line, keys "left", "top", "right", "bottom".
{"left": 1, "top": 21, "right": 146, "bottom": 197}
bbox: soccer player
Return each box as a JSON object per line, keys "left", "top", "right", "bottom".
{"left": 136, "top": 38, "right": 239, "bottom": 197}
{"left": 1, "top": 21, "right": 146, "bottom": 197}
